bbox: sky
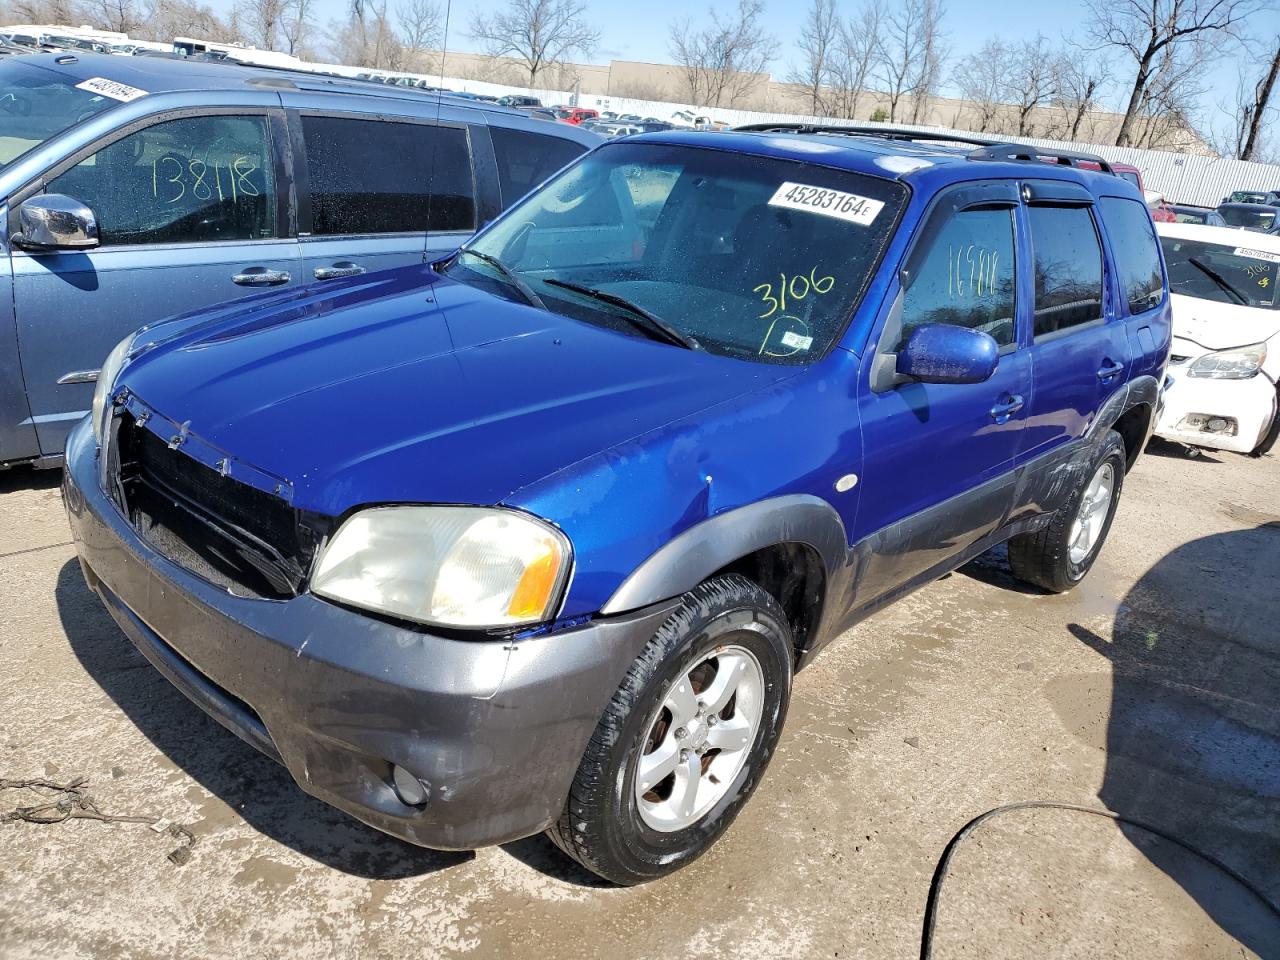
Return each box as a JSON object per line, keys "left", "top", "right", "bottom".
{"left": 242, "top": 0, "right": 1254, "bottom": 133}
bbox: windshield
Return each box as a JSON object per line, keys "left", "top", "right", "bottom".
{"left": 1161, "top": 235, "right": 1280, "bottom": 310}
{"left": 1217, "top": 205, "right": 1277, "bottom": 230}
{"left": 0, "top": 60, "right": 119, "bottom": 170}
{"left": 443, "top": 142, "right": 907, "bottom": 364}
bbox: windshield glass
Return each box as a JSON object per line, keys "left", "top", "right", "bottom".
{"left": 444, "top": 142, "right": 907, "bottom": 364}
{"left": 1161, "top": 235, "right": 1280, "bottom": 309}
{"left": 0, "top": 60, "right": 119, "bottom": 170}
{"left": 1217, "top": 205, "right": 1277, "bottom": 230}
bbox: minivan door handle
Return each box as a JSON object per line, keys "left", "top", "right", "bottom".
{"left": 989, "top": 394, "right": 1025, "bottom": 424}
{"left": 1097, "top": 360, "right": 1124, "bottom": 381}
{"left": 313, "top": 261, "right": 367, "bottom": 281}
{"left": 232, "top": 267, "right": 291, "bottom": 287}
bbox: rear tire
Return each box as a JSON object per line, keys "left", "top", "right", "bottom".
{"left": 1009, "top": 430, "right": 1127, "bottom": 593}
{"left": 548, "top": 574, "right": 792, "bottom": 885}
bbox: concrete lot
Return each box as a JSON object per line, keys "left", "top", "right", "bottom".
{"left": 1, "top": 440, "right": 1278, "bottom": 959}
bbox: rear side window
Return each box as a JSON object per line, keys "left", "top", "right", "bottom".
{"left": 1027, "top": 206, "right": 1104, "bottom": 337}
{"left": 899, "top": 207, "right": 1017, "bottom": 348}
{"left": 1099, "top": 197, "right": 1164, "bottom": 313}
{"left": 490, "top": 127, "right": 587, "bottom": 205}
{"left": 302, "top": 116, "right": 474, "bottom": 235}
{"left": 47, "top": 114, "right": 276, "bottom": 246}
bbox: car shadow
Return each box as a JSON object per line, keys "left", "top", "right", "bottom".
{"left": 1068, "top": 521, "right": 1280, "bottom": 954}
{"left": 1143, "top": 436, "right": 1225, "bottom": 462}
{"left": 54, "top": 558, "right": 472, "bottom": 880}
{"left": 0, "top": 465, "right": 63, "bottom": 494}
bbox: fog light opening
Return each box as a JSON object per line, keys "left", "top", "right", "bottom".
{"left": 391, "top": 764, "right": 430, "bottom": 807}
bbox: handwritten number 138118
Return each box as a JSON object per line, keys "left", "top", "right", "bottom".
{"left": 152, "top": 155, "right": 263, "bottom": 204}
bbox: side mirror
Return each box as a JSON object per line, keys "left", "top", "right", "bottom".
{"left": 13, "top": 194, "right": 99, "bottom": 252}
{"left": 896, "top": 323, "right": 999, "bottom": 385}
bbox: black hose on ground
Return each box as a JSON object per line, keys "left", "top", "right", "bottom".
{"left": 919, "top": 800, "right": 1280, "bottom": 960}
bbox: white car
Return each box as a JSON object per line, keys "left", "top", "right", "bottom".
{"left": 1155, "top": 222, "right": 1280, "bottom": 456}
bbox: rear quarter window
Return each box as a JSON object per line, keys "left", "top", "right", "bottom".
{"left": 1027, "top": 205, "right": 1105, "bottom": 337}
{"left": 1099, "top": 197, "right": 1165, "bottom": 313}
{"left": 490, "top": 126, "right": 589, "bottom": 206}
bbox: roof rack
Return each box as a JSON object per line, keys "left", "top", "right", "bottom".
{"left": 969, "top": 142, "right": 1114, "bottom": 174}
{"left": 734, "top": 122, "right": 1116, "bottom": 175}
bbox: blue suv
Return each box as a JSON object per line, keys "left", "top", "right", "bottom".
{"left": 62, "top": 125, "right": 1171, "bottom": 884}
{"left": 0, "top": 53, "right": 596, "bottom": 469}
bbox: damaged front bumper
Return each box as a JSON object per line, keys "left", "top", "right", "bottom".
{"left": 1154, "top": 368, "right": 1278, "bottom": 454}
{"left": 62, "top": 417, "right": 673, "bottom": 850}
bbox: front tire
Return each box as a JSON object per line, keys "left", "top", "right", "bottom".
{"left": 548, "top": 574, "right": 793, "bottom": 885}
{"left": 1009, "top": 430, "right": 1127, "bottom": 593}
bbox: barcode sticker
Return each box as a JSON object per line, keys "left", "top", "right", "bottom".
{"left": 780, "top": 330, "right": 814, "bottom": 351}
{"left": 768, "top": 181, "right": 884, "bottom": 226}
{"left": 75, "top": 77, "right": 148, "bottom": 102}
{"left": 1233, "top": 246, "right": 1280, "bottom": 263}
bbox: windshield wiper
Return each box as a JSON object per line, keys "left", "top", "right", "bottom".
{"left": 1188, "top": 257, "right": 1249, "bottom": 305}
{"left": 542, "top": 279, "right": 701, "bottom": 350}
{"left": 453, "top": 249, "right": 547, "bottom": 310}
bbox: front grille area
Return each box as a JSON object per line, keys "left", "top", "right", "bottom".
{"left": 111, "top": 412, "right": 326, "bottom": 599}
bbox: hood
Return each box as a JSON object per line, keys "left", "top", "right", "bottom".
{"left": 1169, "top": 293, "right": 1280, "bottom": 352}
{"left": 120, "top": 266, "right": 792, "bottom": 517}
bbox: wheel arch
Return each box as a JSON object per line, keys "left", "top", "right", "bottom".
{"left": 600, "top": 495, "right": 848, "bottom": 661}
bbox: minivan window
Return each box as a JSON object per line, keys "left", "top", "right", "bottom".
{"left": 47, "top": 114, "right": 277, "bottom": 246}
{"left": 1099, "top": 197, "right": 1164, "bottom": 313}
{"left": 448, "top": 141, "right": 907, "bottom": 364}
{"left": 489, "top": 126, "right": 588, "bottom": 205}
{"left": 1161, "top": 236, "right": 1280, "bottom": 310}
{"left": 899, "top": 207, "right": 1017, "bottom": 349}
{"left": 302, "top": 115, "right": 475, "bottom": 235}
{"left": 0, "top": 59, "right": 118, "bottom": 169}
{"left": 1028, "top": 205, "right": 1104, "bottom": 336}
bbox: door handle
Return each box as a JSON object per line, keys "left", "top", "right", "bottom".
{"left": 989, "top": 394, "right": 1025, "bottom": 424}
{"left": 313, "top": 261, "right": 367, "bottom": 281}
{"left": 232, "top": 267, "right": 291, "bottom": 287}
{"left": 1097, "top": 360, "right": 1124, "bottom": 381}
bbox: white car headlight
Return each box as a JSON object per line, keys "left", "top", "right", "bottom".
{"left": 311, "top": 506, "right": 571, "bottom": 630}
{"left": 91, "top": 333, "right": 136, "bottom": 443}
{"left": 1187, "top": 342, "right": 1266, "bottom": 380}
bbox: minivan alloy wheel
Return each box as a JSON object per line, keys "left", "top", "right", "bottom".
{"left": 1068, "top": 461, "right": 1115, "bottom": 565}
{"left": 633, "top": 645, "right": 765, "bottom": 832}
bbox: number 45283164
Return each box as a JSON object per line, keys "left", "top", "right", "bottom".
{"left": 754, "top": 266, "right": 836, "bottom": 319}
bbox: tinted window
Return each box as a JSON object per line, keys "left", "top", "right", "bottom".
{"left": 490, "top": 126, "right": 588, "bottom": 205}
{"left": 302, "top": 116, "right": 474, "bottom": 235}
{"left": 1028, "top": 205, "right": 1104, "bottom": 336}
{"left": 1161, "top": 236, "right": 1280, "bottom": 310}
{"left": 48, "top": 114, "right": 275, "bottom": 246}
{"left": 1217, "top": 205, "right": 1277, "bottom": 230}
{"left": 899, "top": 207, "right": 1017, "bottom": 348}
{"left": 1100, "top": 197, "right": 1164, "bottom": 313}
{"left": 1118, "top": 171, "right": 1141, "bottom": 190}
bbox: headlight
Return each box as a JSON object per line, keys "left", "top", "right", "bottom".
{"left": 91, "top": 334, "right": 135, "bottom": 442}
{"left": 312, "top": 506, "right": 571, "bottom": 630}
{"left": 1187, "top": 342, "right": 1266, "bottom": 380}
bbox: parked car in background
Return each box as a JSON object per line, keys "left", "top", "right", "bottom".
{"left": 1224, "top": 190, "right": 1271, "bottom": 204}
{"left": 1147, "top": 193, "right": 1176, "bottom": 222}
{"left": 0, "top": 53, "right": 597, "bottom": 469}
{"left": 498, "top": 94, "right": 542, "bottom": 108}
{"left": 1216, "top": 202, "right": 1280, "bottom": 232}
{"left": 1111, "top": 161, "right": 1144, "bottom": 193}
{"left": 1170, "top": 204, "right": 1227, "bottom": 227}
{"left": 1155, "top": 222, "right": 1280, "bottom": 456}
{"left": 65, "top": 126, "right": 1168, "bottom": 885}
{"left": 555, "top": 106, "right": 599, "bottom": 125}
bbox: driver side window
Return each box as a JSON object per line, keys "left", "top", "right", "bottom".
{"left": 899, "top": 207, "right": 1017, "bottom": 350}
{"left": 46, "top": 114, "right": 277, "bottom": 247}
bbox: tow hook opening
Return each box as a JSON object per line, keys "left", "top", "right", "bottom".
{"left": 391, "top": 765, "right": 430, "bottom": 807}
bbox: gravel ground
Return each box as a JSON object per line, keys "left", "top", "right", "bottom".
{"left": 1, "top": 438, "right": 1277, "bottom": 960}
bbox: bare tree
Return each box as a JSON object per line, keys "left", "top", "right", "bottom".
{"left": 237, "top": 0, "right": 287, "bottom": 50}
{"left": 1051, "top": 51, "right": 1110, "bottom": 141}
{"left": 1231, "top": 37, "right": 1280, "bottom": 160}
{"left": 397, "top": 0, "right": 442, "bottom": 70}
{"left": 143, "top": 0, "right": 238, "bottom": 42}
{"left": 471, "top": 0, "right": 598, "bottom": 88}
{"left": 825, "top": 0, "right": 883, "bottom": 119}
{"left": 670, "top": 0, "right": 777, "bottom": 108}
{"left": 954, "top": 37, "right": 1012, "bottom": 132}
{"left": 874, "top": 0, "right": 946, "bottom": 124}
{"left": 280, "top": 0, "right": 313, "bottom": 56}
{"left": 328, "top": 0, "right": 405, "bottom": 69}
{"left": 87, "top": 0, "right": 146, "bottom": 33}
{"left": 1009, "top": 35, "right": 1056, "bottom": 136}
{"left": 1085, "top": 0, "right": 1259, "bottom": 146}
{"left": 788, "top": 0, "right": 839, "bottom": 113}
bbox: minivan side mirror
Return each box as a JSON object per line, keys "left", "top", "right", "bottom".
{"left": 896, "top": 324, "right": 999, "bottom": 385}
{"left": 13, "top": 194, "right": 99, "bottom": 252}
